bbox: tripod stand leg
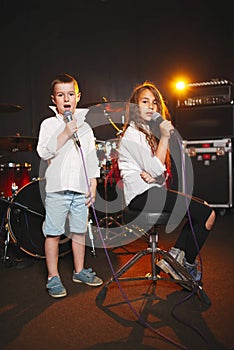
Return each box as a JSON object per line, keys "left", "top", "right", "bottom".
{"left": 88, "top": 219, "right": 96, "bottom": 256}
{"left": 150, "top": 234, "right": 157, "bottom": 281}
{"left": 2, "top": 224, "right": 10, "bottom": 263}
{"left": 4, "top": 235, "right": 9, "bottom": 262}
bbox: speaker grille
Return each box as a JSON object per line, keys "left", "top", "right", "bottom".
{"left": 174, "top": 104, "right": 234, "bottom": 139}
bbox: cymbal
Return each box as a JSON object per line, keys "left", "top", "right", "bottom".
{"left": 0, "top": 103, "right": 23, "bottom": 113}
{"left": 0, "top": 136, "right": 37, "bottom": 152}
{"left": 80, "top": 100, "right": 122, "bottom": 108}
{"left": 91, "top": 124, "right": 123, "bottom": 141}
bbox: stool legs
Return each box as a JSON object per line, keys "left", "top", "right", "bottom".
{"left": 96, "top": 226, "right": 211, "bottom": 306}
{"left": 150, "top": 234, "right": 157, "bottom": 282}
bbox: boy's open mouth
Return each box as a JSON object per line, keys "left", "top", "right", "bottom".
{"left": 64, "top": 104, "right": 71, "bottom": 109}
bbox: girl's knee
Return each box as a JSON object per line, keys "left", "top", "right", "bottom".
{"left": 205, "top": 208, "right": 216, "bottom": 230}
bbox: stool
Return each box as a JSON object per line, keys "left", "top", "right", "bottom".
{"left": 96, "top": 207, "right": 211, "bottom": 305}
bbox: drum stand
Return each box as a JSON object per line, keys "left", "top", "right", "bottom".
{"left": 0, "top": 197, "right": 22, "bottom": 266}
{"left": 0, "top": 196, "right": 43, "bottom": 267}
{"left": 0, "top": 200, "right": 11, "bottom": 264}
{"left": 88, "top": 218, "right": 96, "bottom": 256}
{"left": 98, "top": 176, "right": 123, "bottom": 241}
{"left": 94, "top": 105, "right": 142, "bottom": 245}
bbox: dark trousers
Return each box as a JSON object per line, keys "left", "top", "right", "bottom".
{"left": 129, "top": 186, "right": 213, "bottom": 263}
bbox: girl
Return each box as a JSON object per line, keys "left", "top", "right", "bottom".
{"left": 118, "top": 81, "right": 216, "bottom": 281}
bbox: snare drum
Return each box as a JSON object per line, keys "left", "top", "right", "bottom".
{"left": 0, "top": 162, "right": 31, "bottom": 198}
{"left": 7, "top": 179, "right": 71, "bottom": 258}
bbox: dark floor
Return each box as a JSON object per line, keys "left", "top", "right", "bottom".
{"left": 0, "top": 207, "right": 234, "bottom": 350}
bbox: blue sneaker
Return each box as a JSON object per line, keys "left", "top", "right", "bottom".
{"left": 73, "top": 268, "right": 103, "bottom": 286}
{"left": 184, "top": 261, "right": 201, "bottom": 281}
{"left": 46, "top": 276, "right": 67, "bottom": 298}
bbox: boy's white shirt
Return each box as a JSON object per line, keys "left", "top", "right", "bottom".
{"left": 37, "top": 107, "right": 100, "bottom": 193}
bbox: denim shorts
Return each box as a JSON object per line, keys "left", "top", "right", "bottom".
{"left": 43, "top": 191, "right": 88, "bottom": 237}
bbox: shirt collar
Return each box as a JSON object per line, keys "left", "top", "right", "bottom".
{"left": 49, "top": 106, "right": 89, "bottom": 127}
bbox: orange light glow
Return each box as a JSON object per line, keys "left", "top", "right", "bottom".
{"left": 175, "top": 81, "right": 186, "bottom": 90}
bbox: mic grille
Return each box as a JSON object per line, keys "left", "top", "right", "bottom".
{"left": 151, "top": 112, "right": 162, "bottom": 121}
{"left": 63, "top": 110, "right": 72, "bottom": 122}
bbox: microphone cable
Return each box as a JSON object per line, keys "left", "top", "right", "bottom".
{"left": 171, "top": 130, "right": 204, "bottom": 279}
{"left": 75, "top": 137, "right": 190, "bottom": 350}
{"left": 167, "top": 129, "right": 213, "bottom": 347}
{"left": 78, "top": 126, "right": 213, "bottom": 349}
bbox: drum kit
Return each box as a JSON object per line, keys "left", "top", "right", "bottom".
{"left": 0, "top": 104, "right": 72, "bottom": 266}
{"left": 0, "top": 100, "right": 127, "bottom": 265}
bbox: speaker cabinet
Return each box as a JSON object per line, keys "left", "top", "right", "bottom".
{"left": 175, "top": 104, "right": 234, "bottom": 140}
{"left": 182, "top": 139, "right": 233, "bottom": 208}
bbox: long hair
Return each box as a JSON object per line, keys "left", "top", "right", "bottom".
{"left": 122, "top": 81, "right": 171, "bottom": 175}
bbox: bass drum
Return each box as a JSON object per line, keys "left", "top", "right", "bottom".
{"left": 7, "top": 178, "right": 71, "bottom": 258}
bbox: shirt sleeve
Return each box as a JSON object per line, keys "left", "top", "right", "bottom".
{"left": 37, "top": 118, "right": 62, "bottom": 161}
{"left": 119, "top": 127, "right": 166, "bottom": 178}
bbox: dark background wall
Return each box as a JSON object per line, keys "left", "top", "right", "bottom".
{"left": 0, "top": 0, "right": 233, "bottom": 178}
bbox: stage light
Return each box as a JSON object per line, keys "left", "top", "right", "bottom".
{"left": 175, "top": 81, "right": 186, "bottom": 91}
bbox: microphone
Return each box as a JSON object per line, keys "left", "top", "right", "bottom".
{"left": 151, "top": 112, "right": 174, "bottom": 135}
{"left": 151, "top": 111, "right": 164, "bottom": 124}
{"left": 63, "top": 110, "right": 81, "bottom": 147}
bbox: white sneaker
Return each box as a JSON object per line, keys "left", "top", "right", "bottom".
{"left": 157, "top": 247, "right": 185, "bottom": 280}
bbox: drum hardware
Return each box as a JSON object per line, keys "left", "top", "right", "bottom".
{"left": 105, "top": 115, "right": 123, "bottom": 135}
{"left": 0, "top": 135, "right": 37, "bottom": 152}
{"left": 0, "top": 195, "right": 45, "bottom": 265}
{"left": 102, "top": 99, "right": 123, "bottom": 135}
{"left": 0, "top": 201, "right": 24, "bottom": 267}
{"left": 79, "top": 100, "right": 121, "bottom": 109}
{"left": 11, "top": 182, "right": 18, "bottom": 197}
{"left": 95, "top": 137, "right": 124, "bottom": 241}
{"left": 0, "top": 197, "right": 11, "bottom": 265}
{"left": 0, "top": 179, "right": 72, "bottom": 262}
{"left": 1, "top": 196, "right": 44, "bottom": 216}
{"left": 93, "top": 101, "right": 125, "bottom": 242}
{"left": 84, "top": 100, "right": 126, "bottom": 141}
{"left": 88, "top": 218, "right": 96, "bottom": 256}
{"left": 87, "top": 100, "right": 130, "bottom": 243}
{"left": 0, "top": 103, "right": 23, "bottom": 113}
{"left": 97, "top": 158, "right": 124, "bottom": 241}
{"left": 0, "top": 162, "right": 32, "bottom": 198}
{"left": 0, "top": 160, "right": 33, "bottom": 264}
{"left": 97, "top": 195, "right": 123, "bottom": 242}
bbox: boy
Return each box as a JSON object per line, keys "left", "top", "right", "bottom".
{"left": 37, "top": 73, "right": 103, "bottom": 298}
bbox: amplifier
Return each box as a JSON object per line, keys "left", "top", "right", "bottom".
{"left": 176, "top": 79, "right": 233, "bottom": 107}
{"left": 174, "top": 104, "right": 234, "bottom": 139}
{"left": 182, "top": 138, "right": 233, "bottom": 208}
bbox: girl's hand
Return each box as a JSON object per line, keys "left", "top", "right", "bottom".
{"left": 65, "top": 120, "right": 78, "bottom": 138}
{"left": 159, "top": 120, "right": 174, "bottom": 138}
{"left": 140, "top": 171, "right": 156, "bottom": 184}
